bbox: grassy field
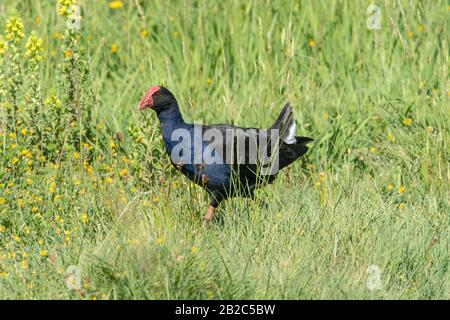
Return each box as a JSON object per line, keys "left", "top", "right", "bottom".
{"left": 0, "top": 0, "right": 449, "bottom": 299}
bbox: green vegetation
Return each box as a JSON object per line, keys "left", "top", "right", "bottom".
{"left": 0, "top": 0, "right": 448, "bottom": 299}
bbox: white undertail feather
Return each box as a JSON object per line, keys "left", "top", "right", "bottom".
{"left": 283, "top": 121, "right": 297, "bottom": 144}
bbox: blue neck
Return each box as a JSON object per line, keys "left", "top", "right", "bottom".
{"left": 156, "top": 102, "right": 189, "bottom": 141}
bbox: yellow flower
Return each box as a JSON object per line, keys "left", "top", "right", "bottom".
{"left": 63, "top": 50, "right": 72, "bottom": 58}
{"left": 207, "top": 78, "right": 212, "bottom": 85}
{"left": 0, "top": 225, "right": 5, "bottom": 233}
{"left": 5, "top": 16, "right": 25, "bottom": 42}
{"left": 403, "top": 118, "right": 413, "bottom": 126}
{"left": 38, "top": 240, "right": 44, "bottom": 246}
{"left": 8, "top": 132, "right": 15, "bottom": 140}
{"left": 369, "top": 147, "right": 377, "bottom": 154}
{"left": 81, "top": 212, "right": 87, "bottom": 224}
{"left": 152, "top": 195, "right": 159, "bottom": 203}
{"left": 398, "top": 203, "right": 405, "bottom": 210}
{"left": 21, "top": 259, "right": 28, "bottom": 269}
{"left": 20, "top": 149, "right": 31, "bottom": 157}
{"left": 25, "top": 178, "right": 33, "bottom": 185}
{"left": 12, "top": 157, "right": 19, "bottom": 165}
{"left": 426, "top": 126, "right": 433, "bottom": 134}
{"left": 111, "top": 43, "right": 118, "bottom": 53}
{"left": 73, "top": 151, "right": 80, "bottom": 160}
{"left": 172, "top": 31, "right": 180, "bottom": 38}
{"left": 57, "top": 0, "right": 78, "bottom": 17}
{"left": 20, "top": 128, "right": 28, "bottom": 136}
{"left": 406, "top": 31, "right": 413, "bottom": 39}
{"left": 108, "top": 1, "right": 124, "bottom": 9}
{"left": 308, "top": 38, "right": 316, "bottom": 48}
{"left": 398, "top": 185, "right": 405, "bottom": 194}
{"left": 0, "top": 197, "right": 5, "bottom": 205}
{"left": 140, "top": 29, "right": 149, "bottom": 38}
{"left": 72, "top": 177, "right": 80, "bottom": 186}
{"left": 191, "top": 246, "right": 198, "bottom": 254}
{"left": 25, "top": 34, "right": 44, "bottom": 63}
{"left": 40, "top": 250, "right": 47, "bottom": 257}
{"left": 156, "top": 237, "right": 163, "bottom": 245}
{"left": 119, "top": 168, "right": 128, "bottom": 177}
{"left": 53, "top": 32, "right": 63, "bottom": 39}
{"left": 83, "top": 161, "right": 92, "bottom": 175}
{"left": 387, "top": 184, "right": 394, "bottom": 191}
{"left": 49, "top": 182, "right": 56, "bottom": 193}
{"left": 105, "top": 177, "right": 113, "bottom": 184}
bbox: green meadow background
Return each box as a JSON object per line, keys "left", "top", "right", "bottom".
{"left": 0, "top": 0, "right": 449, "bottom": 299}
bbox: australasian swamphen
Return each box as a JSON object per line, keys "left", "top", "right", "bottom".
{"left": 138, "top": 86, "right": 313, "bottom": 224}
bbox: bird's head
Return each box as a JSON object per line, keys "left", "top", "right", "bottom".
{"left": 138, "top": 86, "right": 175, "bottom": 111}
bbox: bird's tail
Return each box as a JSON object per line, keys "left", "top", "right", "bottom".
{"left": 270, "top": 103, "right": 296, "bottom": 144}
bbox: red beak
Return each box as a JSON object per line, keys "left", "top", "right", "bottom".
{"left": 137, "top": 96, "right": 152, "bottom": 110}
{"left": 138, "top": 85, "right": 161, "bottom": 111}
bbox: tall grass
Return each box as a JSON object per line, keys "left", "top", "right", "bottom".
{"left": 0, "top": 0, "right": 448, "bottom": 299}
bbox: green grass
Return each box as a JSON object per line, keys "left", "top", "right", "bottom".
{"left": 0, "top": 0, "right": 449, "bottom": 299}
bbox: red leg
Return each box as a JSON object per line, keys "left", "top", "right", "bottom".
{"left": 204, "top": 205, "right": 215, "bottom": 225}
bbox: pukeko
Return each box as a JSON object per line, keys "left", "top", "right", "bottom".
{"left": 138, "top": 86, "right": 312, "bottom": 224}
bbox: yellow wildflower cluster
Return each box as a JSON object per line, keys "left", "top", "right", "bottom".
{"left": 5, "top": 16, "right": 25, "bottom": 42}
{"left": 44, "top": 93, "right": 63, "bottom": 108}
{"left": 57, "top": 0, "right": 78, "bottom": 17}
{"left": 25, "top": 34, "right": 44, "bottom": 63}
